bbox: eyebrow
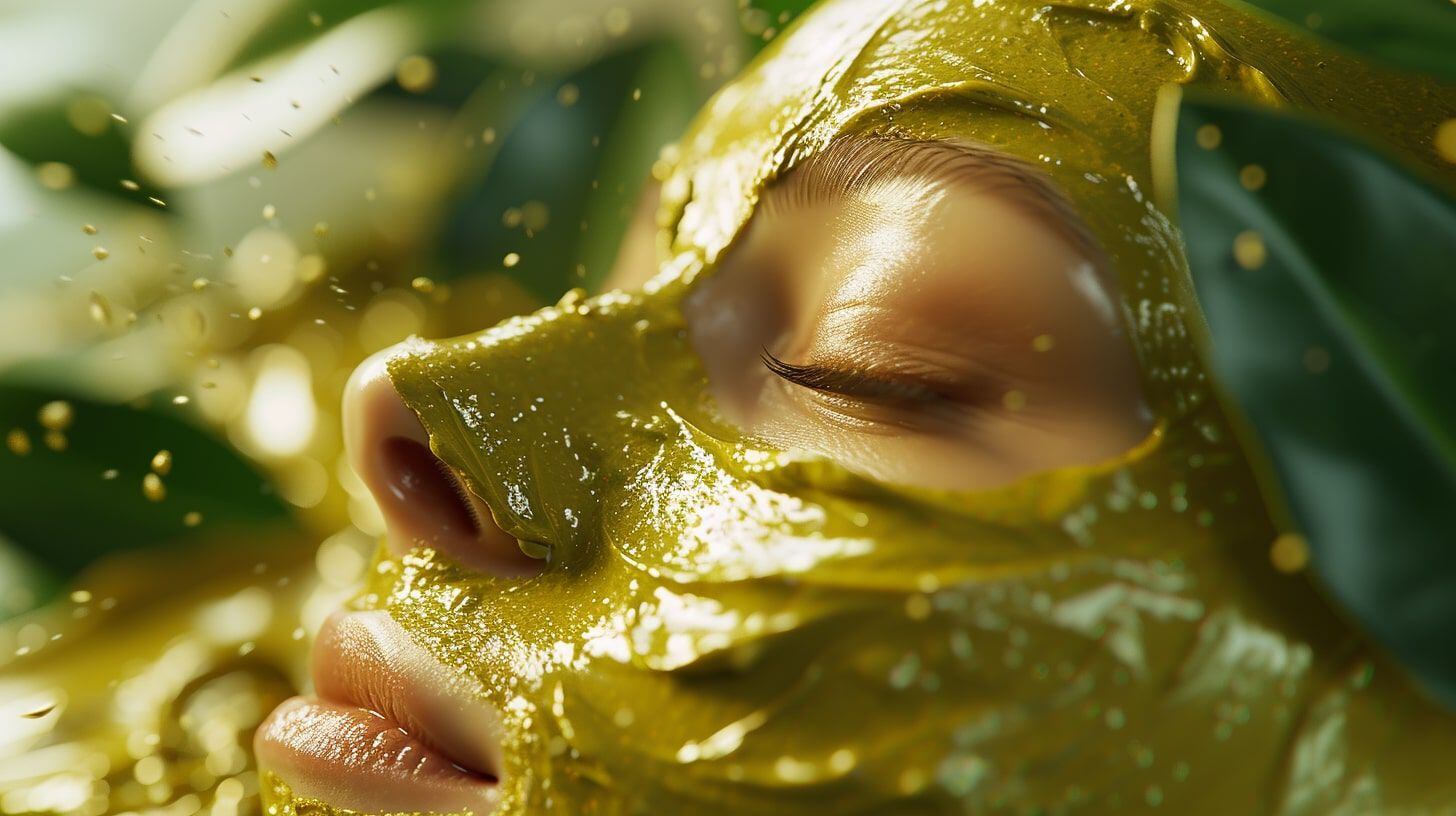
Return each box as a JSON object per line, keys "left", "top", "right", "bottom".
{"left": 765, "top": 134, "right": 1104, "bottom": 265}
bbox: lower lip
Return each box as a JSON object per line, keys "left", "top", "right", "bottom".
{"left": 255, "top": 697, "right": 499, "bottom": 814}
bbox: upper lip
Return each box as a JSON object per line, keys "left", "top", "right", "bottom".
{"left": 310, "top": 609, "right": 503, "bottom": 779}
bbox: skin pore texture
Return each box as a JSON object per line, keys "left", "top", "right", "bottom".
{"left": 256, "top": 0, "right": 1456, "bottom": 814}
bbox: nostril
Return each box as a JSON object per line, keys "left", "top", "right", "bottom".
{"left": 344, "top": 348, "right": 544, "bottom": 578}
{"left": 377, "top": 436, "right": 482, "bottom": 542}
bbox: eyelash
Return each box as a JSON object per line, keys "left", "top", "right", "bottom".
{"left": 759, "top": 349, "right": 957, "bottom": 407}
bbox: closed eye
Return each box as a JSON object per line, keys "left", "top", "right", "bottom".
{"left": 760, "top": 348, "right": 952, "bottom": 405}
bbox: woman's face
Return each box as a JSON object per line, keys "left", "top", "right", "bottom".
{"left": 256, "top": 1, "right": 1363, "bottom": 813}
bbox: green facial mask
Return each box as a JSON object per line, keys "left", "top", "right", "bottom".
{"left": 265, "top": 0, "right": 1456, "bottom": 813}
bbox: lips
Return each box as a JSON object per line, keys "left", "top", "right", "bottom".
{"left": 255, "top": 610, "right": 503, "bottom": 814}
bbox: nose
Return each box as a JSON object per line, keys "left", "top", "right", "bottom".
{"left": 343, "top": 348, "right": 543, "bottom": 577}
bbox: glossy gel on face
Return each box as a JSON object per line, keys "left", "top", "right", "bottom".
{"left": 260, "top": 0, "right": 1456, "bottom": 813}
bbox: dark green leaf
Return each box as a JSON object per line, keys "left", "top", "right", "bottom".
{"left": 433, "top": 42, "right": 700, "bottom": 300}
{"left": 1234, "top": 0, "right": 1456, "bottom": 81}
{"left": 1175, "top": 97, "right": 1456, "bottom": 707}
{"left": 0, "top": 384, "right": 294, "bottom": 582}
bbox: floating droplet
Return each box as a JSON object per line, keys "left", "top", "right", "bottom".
{"left": 20, "top": 703, "right": 57, "bottom": 719}
{"left": 142, "top": 472, "right": 166, "bottom": 502}
{"left": 396, "top": 55, "right": 437, "bottom": 93}
{"left": 1238, "top": 164, "right": 1267, "bottom": 191}
{"left": 38, "top": 401, "right": 73, "bottom": 431}
{"left": 1195, "top": 124, "right": 1222, "bottom": 150}
{"left": 1269, "top": 532, "right": 1309, "bottom": 573}
{"left": 88, "top": 291, "right": 113, "bottom": 326}
{"left": 1232, "top": 230, "right": 1266, "bottom": 270}
{"left": 36, "top": 161, "right": 75, "bottom": 190}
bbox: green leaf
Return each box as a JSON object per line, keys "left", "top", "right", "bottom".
{"left": 1231, "top": 0, "right": 1456, "bottom": 81}
{"left": 1175, "top": 97, "right": 1456, "bottom": 707}
{"left": 433, "top": 42, "right": 700, "bottom": 300}
{"left": 0, "top": 384, "right": 294, "bottom": 582}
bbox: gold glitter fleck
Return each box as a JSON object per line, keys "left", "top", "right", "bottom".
{"left": 82, "top": 223, "right": 97, "bottom": 235}
{"left": 396, "top": 55, "right": 437, "bottom": 93}
{"left": 248, "top": 306, "right": 263, "bottom": 320}
{"left": 70, "top": 590, "right": 91, "bottom": 603}
{"left": 1032, "top": 334, "right": 1055, "bottom": 352}
{"left": 1270, "top": 533, "right": 1309, "bottom": 573}
{"left": 43, "top": 431, "right": 67, "bottom": 451}
{"left": 7, "top": 429, "right": 32, "bottom": 456}
{"left": 150, "top": 449, "right": 172, "bottom": 475}
{"left": 1002, "top": 390, "right": 1027, "bottom": 411}
{"left": 120, "top": 179, "right": 140, "bottom": 191}
{"left": 183, "top": 511, "right": 203, "bottom": 527}
{"left": 92, "top": 246, "right": 110, "bottom": 260}
{"left": 503, "top": 252, "right": 521, "bottom": 268}
{"left": 481, "top": 127, "right": 496, "bottom": 144}
{"left": 142, "top": 472, "right": 166, "bottom": 502}
{"left": 411, "top": 276, "right": 436, "bottom": 293}
{"left": 313, "top": 221, "right": 330, "bottom": 237}
{"left": 38, "top": 401, "right": 74, "bottom": 431}
{"left": 1232, "top": 230, "right": 1266, "bottom": 270}
{"left": 556, "top": 83, "right": 580, "bottom": 107}
{"left": 262, "top": 203, "right": 277, "bottom": 220}
{"left": 1239, "top": 164, "right": 1267, "bottom": 191}
{"left": 262, "top": 150, "right": 278, "bottom": 169}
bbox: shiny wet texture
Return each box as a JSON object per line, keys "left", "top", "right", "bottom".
{"left": 268, "top": 0, "right": 1456, "bottom": 813}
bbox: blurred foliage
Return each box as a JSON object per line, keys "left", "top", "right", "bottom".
{"left": 0, "top": 384, "right": 291, "bottom": 579}
{"left": 1174, "top": 96, "right": 1456, "bottom": 707}
{"left": 1234, "top": 0, "right": 1456, "bottom": 80}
